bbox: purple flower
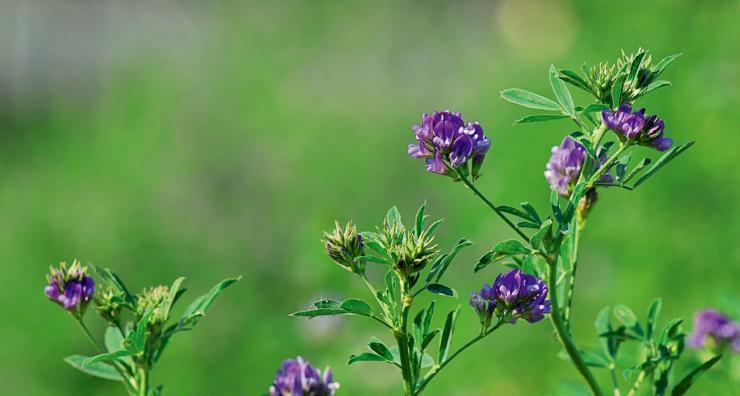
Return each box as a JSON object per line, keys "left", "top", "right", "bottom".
{"left": 408, "top": 111, "right": 490, "bottom": 177}
{"left": 470, "top": 284, "right": 496, "bottom": 327}
{"left": 545, "top": 137, "right": 612, "bottom": 197}
{"left": 545, "top": 137, "right": 587, "bottom": 197}
{"left": 474, "top": 269, "right": 551, "bottom": 324}
{"left": 640, "top": 115, "right": 673, "bottom": 152}
{"left": 602, "top": 103, "right": 645, "bottom": 139}
{"left": 45, "top": 260, "right": 95, "bottom": 315}
{"left": 602, "top": 104, "right": 673, "bottom": 151}
{"left": 270, "top": 356, "right": 339, "bottom": 396}
{"left": 687, "top": 309, "right": 739, "bottom": 353}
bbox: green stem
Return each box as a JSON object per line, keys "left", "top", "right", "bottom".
{"left": 609, "top": 365, "right": 622, "bottom": 396}
{"left": 588, "top": 143, "right": 628, "bottom": 188}
{"left": 75, "top": 317, "right": 138, "bottom": 395}
{"left": 626, "top": 369, "right": 648, "bottom": 396}
{"left": 563, "top": 215, "right": 583, "bottom": 332}
{"left": 545, "top": 254, "right": 604, "bottom": 396}
{"left": 75, "top": 317, "right": 104, "bottom": 352}
{"left": 396, "top": 277, "right": 415, "bottom": 396}
{"left": 456, "top": 170, "right": 530, "bottom": 243}
{"left": 359, "top": 273, "right": 394, "bottom": 329}
{"left": 416, "top": 319, "right": 504, "bottom": 394}
{"left": 138, "top": 365, "right": 149, "bottom": 396}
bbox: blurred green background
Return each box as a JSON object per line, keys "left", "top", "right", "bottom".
{"left": 1, "top": 0, "right": 738, "bottom": 395}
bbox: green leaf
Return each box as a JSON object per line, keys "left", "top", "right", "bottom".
{"left": 580, "top": 103, "right": 609, "bottom": 114}
{"left": 348, "top": 352, "right": 387, "bottom": 365}
{"left": 514, "top": 114, "right": 570, "bottom": 124}
{"left": 313, "top": 299, "right": 342, "bottom": 309}
{"left": 497, "top": 205, "right": 535, "bottom": 222}
{"left": 428, "top": 239, "right": 473, "bottom": 283}
{"left": 425, "top": 218, "right": 444, "bottom": 236}
{"left": 521, "top": 202, "right": 542, "bottom": 224}
{"left": 611, "top": 73, "right": 627, "bottom": 108}
{"left": 530, "top": 219, "right": 553, "bottom": 251}
{"left": 643, "top": 80, "right": 671, "bottom": 95}
{"left": 340, "top": 298, "right": 372, "bottom": 316}
{"left": 368, "top": 337, "right": 394, "bottom": 361}
{"left": 613, "top": 305, "right": 638, "bottom": 327}
{"left": 355, "top": 255, "right": 388, "bottom": 264}
{"left": 550, "top": 190, "right": 564, "bottom": 224}
{"left": 500, "top": 88, "right": 561, "bottom": 111}
{"left": 670, "top": 355, "right": 722, "bottom": 396}
{"left": 163, "top": 276, "right": 186, "bottom": 321}
{"left": 569, "top": 131, "right": 596, "bottom": 159}
{"left": 91, "top": 264, "right": 136, "bottom": 306}
{"left": 426, "top": 284, "right": 457, "bottom": 298}
{"left": 386, "top": 206, "right": 402, "bottom": 227}
{"left": 104, "top": 326, "right": 126, "bottom": 353}
{"left": 646, "top": 298, "right": 662, "bottom": 340}
{"left": 628, "top": 51, "right": 646, "bottom": 84}
{"left": 558, "top": 69, "right": 592, "bottom": 94}
{"left": 632, "top": 141, "right": 695, "bottom": 188}
{"left": 474, "top": 239, "right": 530, "bottom": 273}
{"left": 653, "top": 53, "right": 682, "bottom": 77}
{"left": 64, "top": 355, "right": 123, "bottom": 382}
{"left": 291, "top": 308, "right": 348, "bottom": 317}
{"left": 182, "top": 277, "right": 240, "bottom": 320}
{"left": 83, "top": 350, "right": 133, "bottom": 367}
{"left": 439, "top": 308, "right": 460, "bottom": 363}
{"left": 415, "top": 202, "right": 427, "bottom": 237}
{"left": 550, "top": 65, "right": 575, "bottom": 115}
{"left": 622, "top": 158, "right": 651, "bottom": 184}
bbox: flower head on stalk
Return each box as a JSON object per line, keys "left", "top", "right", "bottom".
{"left": 687, "top": 309, "right": 740, "bottom": 353}
{"left": 602, "top": 103, "right": 673, "bottom": 151}
{"left": 474, "top": 269, "right": 551, "bottom": 324}
{"left": 44, "top": 260, "right": 95, "bottom": 317}
{"left": 324, "top": 221, "right": 365, "bottom": 273}
{"left": 270, "top": 356, "right": 339, "bottom": 396}
{"left": 545, "top": 137, "right": 612, "bottom": 197}
{"left": 408, "top": 111, "right": 491, "bottom": 179}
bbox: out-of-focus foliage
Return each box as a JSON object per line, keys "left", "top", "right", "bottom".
{"left": 0, "top": 1, "right": 737, "bottom": 395}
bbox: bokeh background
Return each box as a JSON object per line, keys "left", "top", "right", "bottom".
{"left": 1, "top": 0, "right": 738, "bottom": 395}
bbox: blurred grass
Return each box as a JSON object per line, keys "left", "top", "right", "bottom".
{"left": 0, "top": 0, "right": 738, "bottom": 395}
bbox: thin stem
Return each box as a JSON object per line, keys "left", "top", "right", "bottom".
{"left": 609, "top": 365, "right": 622, "bottom": 396}
{"left": 359, "top": 272, "right": 393, "bottom": 328}
{"left": 545, "top": 254, "right": 604, "bottom": 396}
{"left": 416, "top": 319, "right": 504, "bottom": 394}
{"left": 75, "top": 317, "right": 138, "bottom": 395}
{"left": 625, "top": 369, "right": 648, "bottom": 396}
{"left": 456, "top": 170, "right": 530, "bottom": 243}
{"left": 588, "top": 143, "right": 628, "bottom": 188}
{"left": 396, "top": 278, "right": 415, "bottom": 396}
{"left": 563, "top": 215, "right": 583, "bottom": 332}
{"left": 75, "top": 317, "right": 104, "bottom": 352}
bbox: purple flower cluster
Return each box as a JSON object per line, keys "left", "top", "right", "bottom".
{"left": 270, "top": 356, "right": 339, "bottom": 396}
{"left": 470, "top": 269, "right": 551, "bottom": 324}
{"left": 602, "top": 103, "right": 673, "bottom": 151}
{"left": 44, "top": 260, "right": 95, "bottom": 314}
{"left": 688, "top": 309, "right": 739, "bottom": 353}
{"left": 545, "top": 137, "right": 612, "bottom": 197}
{"left": 408, "top": 111, "right": 490, "bottom": 176}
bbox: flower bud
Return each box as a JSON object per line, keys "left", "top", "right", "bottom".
{"left": 137, "top": 285, "right": 170, "bottom": 331}
{"left": 44, "top": 260, "right": 95, "bottom": 317}
{"left": 95, "top": 286, "right": 126, "bottom": 323}
{"left": 396, "top": 230, "right": 437, "bottom": 275}
{"left": 323, "top": 221, "right": 365, "bottom": 273}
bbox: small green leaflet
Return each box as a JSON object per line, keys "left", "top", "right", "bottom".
{"left": 670, "top": 355, "right": 722, "bottom": 396}
{"left": 549, "top": 65, "right": 575, "bottom": 115}
{"left": 64, "top": 355, "right": 123, "bottom": 382}
{"left": 500, "top": 88, "right": 561, "bottom": 111}
{"left": 514, "top": 114, "right": 570, "bottom": 125}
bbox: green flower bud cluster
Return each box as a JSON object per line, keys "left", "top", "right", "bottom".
{"left": 324, "top": 221, "right": 365, "bottom": 273}
{"left": 137, "top": 285, "right": 170, "bottom": 331}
